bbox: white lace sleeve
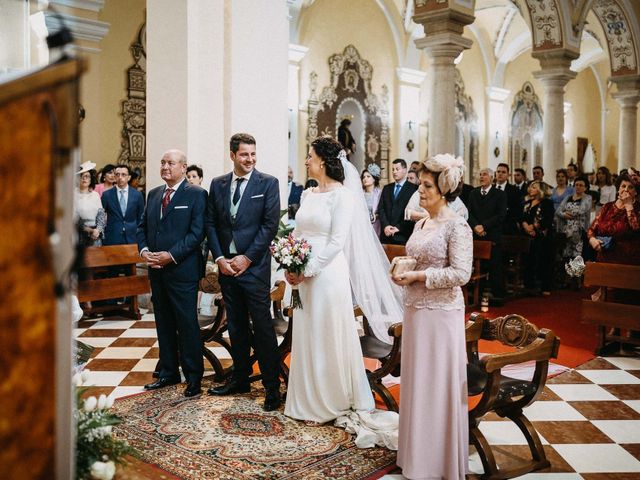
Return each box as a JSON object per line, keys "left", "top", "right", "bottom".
{"left": 404, "top": 190, "right": 423, "bottom": 220}
{"left": 424, "top": 219, "right": 473, "bottom": 290}
{"left": 304, "top": 188, "right": 354, "bottom": 277}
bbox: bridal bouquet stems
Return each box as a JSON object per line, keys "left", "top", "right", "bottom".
{"left": 74, "top": 369, "right": 134, "bottom": 480}
{"left": 270, "top": 233, "right": 311, "bottom": 309}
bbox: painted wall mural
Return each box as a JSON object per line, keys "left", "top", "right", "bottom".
{"left": 307, "top": 45, "right": 390, "bottom": 179}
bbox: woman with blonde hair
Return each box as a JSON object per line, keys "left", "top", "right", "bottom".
{"left": 521, "top": 180, "right": 555, "bottom": 295}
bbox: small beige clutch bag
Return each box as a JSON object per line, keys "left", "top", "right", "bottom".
{"left": 389, "top": 256, "right": 417, "bottom": 276}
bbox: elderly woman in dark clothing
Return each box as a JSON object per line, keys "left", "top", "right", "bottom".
{"left": 521, "top": 180, "right": 555, "bottom": 295}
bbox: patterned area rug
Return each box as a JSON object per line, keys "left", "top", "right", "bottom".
{"left": 113, "top": 385, "right": 396, "bottom": 480}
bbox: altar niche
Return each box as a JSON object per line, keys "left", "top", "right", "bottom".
{"left": 307, "top": 45, "right": 390, "bottom": 180}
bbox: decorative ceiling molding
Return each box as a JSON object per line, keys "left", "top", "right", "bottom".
{"left": 49, "top": 0, "right": 105, "bottom": 12}
{"left": 44, "top": 11, "right": 109, "bottom": 45}
{"left": 494, "top": 5, "right": 518, "bottom": 57}
{"left": 591, "top": 0, "right": 638, "bottom": 76}
{"left": 523, "top": 0, "right": 563, "bottom": 50}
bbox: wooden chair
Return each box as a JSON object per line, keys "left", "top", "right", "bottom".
{"left": 582, "top": 262, "right": 640, "bottom": 355}
{"left": 77, "top": 244, "right": 150, "bottom": 319}
{"left": 501, "top": 235, "right": 532, "bottom": 297}
{"left": 358, "top": 307, "right": 403, "bottom": 412}
{"left": 463, "top": 240, "right": 493, "bottom": 307}
{"left": 466, "top": 312, "right": 560, "bottom": 479}
{"left": 382, "top": 244, "right": 406, "bottom": 263}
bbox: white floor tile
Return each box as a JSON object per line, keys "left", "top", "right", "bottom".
{"left": 84, "top": 371, "right": 129, "bottom": 387}
{"left": 131, "top": 359, "right": 160, "bottom": 372}
{"left": 111, "top": 386, "right": 145, "bottom": 399}
{"left": 95, "top": 347, "right": 151, "bottom": 359}
{"left": 89, "top": 320, "right": 137, "bottom": 329}
{"left": 468, "top": 451, "right": 484, "bottom": 475}
{"left": 78, "top": 337, "right": 117, "bottom": 348}
{"left": 592, "top": 420, "right": 640, "bottom": 443}
{"left": 73, "top": 328, "right": 87, "bottom": 336}
{"left": 205, "top": 346, "right": 232, "bottom": 359}
{"left": 119, "top": 328, "right": 158, "bottom": 338}
{"left": 553, "top": 443, "right": 640, "bottom": 473}
{"left": 478, "top": 421, "right": 549, "bottom": 445}
{"left": 547, "top": 384, "right": 618, "bottom": 401}
{"left": 624, "top": 400, "right": 640, "bottom": 414}
{"left": 522, "top": 401, "right": 586, "bottom": 421}
{"left": 578, "top": 370, "right": 640, "bottom": 385}
{"left": 603, "top": 356, "right": 640, "bottom": 370}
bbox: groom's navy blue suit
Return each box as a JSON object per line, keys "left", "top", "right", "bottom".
{"left": 137, "top": 179, "right": 207, "bottom": 384}
{"left": 206, "top": 169, "right": 281, "bottom": 392}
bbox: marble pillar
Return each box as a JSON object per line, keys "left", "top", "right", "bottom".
{"left": 396, "top": 67, "right": 427, "bottom": 164}
{"left": 612, "top": 77, "right": 640, "bottom": 171}
{"left": 533, "top": 66, "right": 576, "bottom": 174}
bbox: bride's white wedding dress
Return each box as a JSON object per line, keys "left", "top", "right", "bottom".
{"left": 284, "top": 186, "right": 398, "bottom": 450}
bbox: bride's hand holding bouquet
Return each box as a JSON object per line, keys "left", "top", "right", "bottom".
{"left": 270, "top": 233, "right": 311, "bottom": 308}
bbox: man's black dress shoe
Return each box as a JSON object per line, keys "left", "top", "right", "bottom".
{"left": 144, "top": 377, "right": 180, "bottom": 390}
{"left": 184, "top": 382, "right": 202, "bottom": 398}
{"left": 207, "top": 380, "right": 251, "bottom": 396}
{"left": 263, "top": 391, "right": 282, "bottom": 412}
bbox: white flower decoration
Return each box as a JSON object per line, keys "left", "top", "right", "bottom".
{"left": 90, "top": 460, "right": 116, "bottom": 480}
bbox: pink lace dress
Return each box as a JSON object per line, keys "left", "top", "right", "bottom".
{"left": 397, "top": 207, "right": 473, "bottom": 480}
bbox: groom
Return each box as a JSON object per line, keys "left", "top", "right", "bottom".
{"left": 205, "top": 133, "right": 282, "bottom": 411}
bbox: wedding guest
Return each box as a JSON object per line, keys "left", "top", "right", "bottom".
{"left": 409, "top": 160, "right": 420, "bottom": 172}
{"left": 94, "top": 163, "right": 116, "bottom": 197}
{"left": 521, "top": 180, "right": 554, "bottom": 295}
{"left": 407, "top": 170, "right": 419, "bottom": 185}
{"left": 587, "top": 172, "right": 640, "bottom": 265}
{"left": 513, "top": 168, "right": 528, "bottom": 197}
{"left": 567, "top": 162, "right": 578, "bottom": 187}
{"left": 74, "top": 161, "right": 105, "bottom": 247}
{"left": 551, "top": 168, "right": 574, "bottom": 211}
{"left": 304, "top": 178, "right": 318, "bottom": 189}
{"left": 467, "top": 167, "right": 507, "bottom": 304}
{"left": 392, "top": 153, "right": 472, "bottom": 480}
{"left": 287, "top": 166, "right": 304, "bottom": 220}
{"left": 361, "top": 164, "right": 382, "bottom": 236}
{"left": 532, "top": 165, "right": 544, "bottom": 182}
{"left": 555, "top": 176, "right": 592, "bottom": 266}
{"left": 405, "top": 188, "right": 468, "bottom": 221}
{"left": 494, "top": 162, "right": 522, "bottom": 234}
{"left": 377, "top": 158, "right": 418, "bottom": 245}
{"left": 186, "top": 164, "right": 204, "bottom": 186}
{"left": 101, "top": 164, "right": 145, "bottom": 246}
{"left": 592, "top": 166, "right": 616, "bottom": 215}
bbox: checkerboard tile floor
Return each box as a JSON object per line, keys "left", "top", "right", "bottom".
{"left": 76, "top": 313, "right": 640, "bottom": 479}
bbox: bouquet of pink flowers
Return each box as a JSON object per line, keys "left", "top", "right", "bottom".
{"left": 270, "top": 233, "right": 311, "bottom": 309}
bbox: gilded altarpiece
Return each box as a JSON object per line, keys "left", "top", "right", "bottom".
{"left": 509, "top": 82, "right": 543, "bottom": 176}
{"left": 307, "top": 45, "right": 390, "bottom": 180}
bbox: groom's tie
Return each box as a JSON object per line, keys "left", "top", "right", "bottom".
{"left": 233, "top": 178, "right": 245, "bottom": 206}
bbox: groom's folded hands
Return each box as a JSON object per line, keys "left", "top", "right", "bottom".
{"left": 230, "top": 255, "right": 251, "bottom": 276}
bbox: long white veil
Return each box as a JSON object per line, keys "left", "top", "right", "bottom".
{"left": 340, "top": 152, "right": 404, "bottom": 344}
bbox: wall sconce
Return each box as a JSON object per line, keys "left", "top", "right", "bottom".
{"left": 406, "top": 139, "right": 415, "bottom": 152}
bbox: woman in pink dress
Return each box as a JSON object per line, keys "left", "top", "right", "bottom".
{"left": 392, "top": 153, "right": 472, "bottom": 479}
{"left": 93, "top": 163, "right": 116, "bottom": 197}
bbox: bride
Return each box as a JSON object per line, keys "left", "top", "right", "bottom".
{"left": 284, "top": 136, "right": 401, "bottom": 449}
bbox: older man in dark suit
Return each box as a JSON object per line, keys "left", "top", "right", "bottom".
{"left": 137, "top": 149, "right": 207, "bottom": 398}
{"left": 205, "top": 133, "right": 282, "bottom": 411}
{"left": 102, "top": 164, "right": 145, "bottom": 245}
{"left": 377, "top": 158, "right": 418, "bottom": 245}
{"left": 468, "top": 167, "right": 507, "bottom": 304}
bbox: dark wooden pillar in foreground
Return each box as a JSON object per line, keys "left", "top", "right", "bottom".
{"left": 0, "top": 58, "right": 85, "bottom": 479}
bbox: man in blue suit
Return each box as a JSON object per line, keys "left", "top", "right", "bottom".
{"left": 101, "top": 164, "right": 145, "bottom": 245}
{"left": 206, "top": 133, "right": 282, "bottom": 411}
{"left": 137, "top": 149, "right": 207, "bottom": 398}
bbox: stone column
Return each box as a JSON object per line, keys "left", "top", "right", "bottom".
{"left": 288, "top": 44, "right": 309, "bottom": 179}
{"left": 533, "top": 61, "right": 576, "bottom": 174}
{"left": 612, "top": 76, "right": 640, "bottom": 171}
{"left": 412, "top": 6, "right": 474, "bottom": 157}
{"left": 485, "top": 86, "right": 510, "bottom": 170}
{"left": 396, "top": 67, "right": 427, "bottom": 164}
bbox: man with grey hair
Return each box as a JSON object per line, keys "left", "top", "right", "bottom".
{"left": 467, "top": 166, "right": 507, "bottom": 305}
{"left": 137, "top": 148, "right": 208, "bottom": 397}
